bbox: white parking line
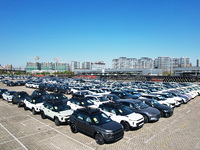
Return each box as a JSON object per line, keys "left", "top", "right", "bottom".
{"left": 161, "top": 127, "right": 167, "bottom": 132}
{"left": 186, "top": 110, "right": 190, "bottom": 113}
{"left": 27, "top": 115, "right": 94, "bottom": 150}
{"left": 51, "top": 143, "right": 61, "bottom": 149}
{"left": 0, "top": 123, "right": 28, "bottom": 150}
{"left": 144, "top": 135, "right": 156, "bottom": 144}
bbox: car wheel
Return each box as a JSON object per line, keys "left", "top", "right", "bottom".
{"left": 54, "top": 117, "right": 60, "bottom": 126}
{"left": 32, "top": 108, "right": 36, "bottom": 115}
{"left": 24, "top": 105, "right": 28, "bottom": 111}
{"left": 18, "top": 103, "right": 21, "bottom": 108}
{"left": 160, "top": 111, "right": 164, "bottom": 117}
{"left": 122, "top": 121, "right": 130, "bottom": 131}
{"left": 143, "top": 115, "right": 149, "bottom": 123}
{"left": 95, "top": 133, "right": 104, "bottom": 145}
{"left": 70, "top": 123, "right": 78, "bottom": 133}
{"left": 41, "top": 112, "right": 46, "bottom": 119}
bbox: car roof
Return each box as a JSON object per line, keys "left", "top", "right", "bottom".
{"left": 117, "top": 99, "right": 141, "bottom": 103}
{"left": 76, "top": 108, "right": 100, "bottom": 114}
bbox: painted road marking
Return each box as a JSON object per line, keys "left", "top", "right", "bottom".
{"left": 186, "top": 110, "right": 190, "bottom": 113}
{"left": 144, "top": 135, "right": 156, "bottom": 144}
{"left": 28, "top": 115, "right": 94, "bottom": 150}
{"left": 181, "top": 123, "right": 187, "bottom": 128}
{"left": 0, "top": 123, "right": 28, "bottom": 150}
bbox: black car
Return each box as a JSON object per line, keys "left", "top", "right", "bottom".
{"left": 123, "top": 90, "right": 142, "bottom": 98}
{"left": 70, "top": 107, "right": 124, "bottom": 145}
{"left": 43, "top": 93, "right": 68, "bottom": 103}
{"left": 12, "top": 91, "right": 29, "bottom": 107}
{"left": 72, "top": 90, "right": 93, "bottom": 98}
{"left": 0, "top": 89, "right": 8, "bottom": 98}
{"left": 7, "top": 81, "right": 15, "bottom": 86}
{"left": 14, "top": 81, "right": 25, "bottom": 86}
{"left": 139, "top": 99, "right": 173, "bottom": 117}
{"left": 30, "top": 90, "right": 49, "bottom": 98}
{"left": 53, "top": 85, "right": 71, "bottom": 94}
{"left": 117, "top": 99, "right": 161, "bottom": 123}
{"left": 111, "top": 91, "right": 139, "bottom": 99}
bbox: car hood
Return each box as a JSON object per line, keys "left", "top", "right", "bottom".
{"left": 59, "top": 110, "right": 74, "bottom": 116}
{"left": 155, "top": 104, "right": 173, "bottom": 111}
{"left": 127, "top": 113, "right": 143, "bottom": 120}
{"left": 98, "top": 121, "right": 123, "bottom": 132}
{"left": 123, "top": 95, "right": 139, "bottom": 99}
{"left": 138, "top": 107, "right": 160, "bottom": 115}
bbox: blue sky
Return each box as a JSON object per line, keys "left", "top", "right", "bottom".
{"left": 0, "top": 0, "right": 200, "bottom": 68}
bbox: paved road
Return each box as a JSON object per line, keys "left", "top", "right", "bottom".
{"left": 0, "top": 82, "right": 200, "bottom": 150}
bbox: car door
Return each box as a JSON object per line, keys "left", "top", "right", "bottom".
{"left": 82, "top": 115, "right": 94, "bottom": 136}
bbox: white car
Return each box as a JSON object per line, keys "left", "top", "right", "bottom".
{"left": 89, "top": 89, "right": 108, "bottom": 96}
{"left": 40, "top": 100, "right": 73, "bottom": 126}
{"left": 2, "top": 91, "right": 17, "bottom": 102}
{"left": 139, "top": 94, "right": 175, "bottom": 108}
{"left": 24, "top": 97, "right": 44, "bottom": 115}
{"left": 98, "top": 102, "right": 144, "bottom": 131}
{"left": 151, "top": 92, "right": 182, "bottom": 107}
{"left": 85, "top": 95, "right": 110, "bottom": 107}
{"left": 67, "top": 98, "right": 96, "bottom": 110}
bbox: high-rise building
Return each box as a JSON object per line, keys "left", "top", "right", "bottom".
{"left": 26, "top": 62, "right": 40, "bottom": 72}
{"left": 71, "top": 61, "right": 80, "bottom": 72}
{"left": 55, "top": 62, "right": 67, "bottom": 72}
{"left": 197, "top": 59, "right": 200, "bottom": 67}
{"left": 82, "top": 61, "right": 92, "bottom": 70}
{"left": 157, "top": 56, "right": 171, "bottom": 71}
{"left": 138, "top": 57, "right": 153, "bottom": 69}
{"left": 180, "top": 57, "right": 190, "bottom": 67}
{"left": 41, "top": 62, "right": 53, "bottom": 71}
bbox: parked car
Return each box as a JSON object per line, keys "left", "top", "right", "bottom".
{"left": 117, "top": 99, "right": 161, "bottom": 123}
{"left": 40, "top": 99, "right": 73, "bottom": 126}
{"left": 72, "top": 90, "right": 93, "bottom": 98}
{"left": 85, "top": 95, "right": 110, "bottom": 107}
{"left": 103, "top": 94, "right": 120, "bottom": 102}
{"left": 70, "top": 107, "right": 124, "bottom": 145}
{"left": 110, "top": 91, "right": 139, "bottom": 99}
{"left": 2, "top": 91, "right": 17, "bottom": 102}
{"left": 30, "top": 90, "right": 49, "bottom": 98}
{"left": 0, "top": 89, "right": 8, "bottom": 98}
{"left": 67, "top": 98, "right": 96, "bottom": 110}
{"left": 24, "top": 96, "right": 45, "bottom": 115}
{"left": 138, "top": 99, "right": 173, "bottom": 117}
{"left": 43, "top": 93, "right": 68, "bottom": 103}
{"left": 12, "top": 91, "right": 29, "bottom": 107}
{"left": 98, "top": 102, "right": 144, "bottom": 131}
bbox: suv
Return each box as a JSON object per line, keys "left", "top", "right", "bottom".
{"left": 67, "top": 98, "right": 96, "bottom": 110}
{"left": 40, "top": 99, "right": 73, "bottom": 126}
{"left": 12, "top": 91, "right": 29, "bottom": 107}
{"left": 85, "top": 95, "right": 110, "bottom": 107}
{"left": 24, "top": 97, "right": 44, "bottom": 115}
{"left": 70, "top": 108, "right": 124, "bottom": 145}
{"left": 98, "top": 102, "right": 144, "bottom": 131}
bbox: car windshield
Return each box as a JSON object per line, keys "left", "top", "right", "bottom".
{"left": 33, "top": 98, "right": 44, "bottom": 103}
{"left": 81, "top": 99, "right": 94, "bottom": 106}
{"left": 122, "top": 92, "right": 132, "bottom": 96}
{"left": 98, "top": 97, "right": 108, "bottom": 102}
{"left": 165, "top": 94, "right": 174, "bottom": 98}
{"left": 150, "top": 100, "right": 161, "bottom": 106}
{"left": 117, "top": 106, "right": 133, "bottom": 116}
{"left": 157, "top": 96, "right": 167, "bottom": 101}
{"left": 54, "top": 103, "right": 70, "bottom": 112}
{"left": 92, "top": 112, "right": 111, "bottom": 125}
{"left": 53, "top": 95, "right": 67, "bottom": 100}
{"left": 19, "top": 93, "right": 29, "bottom": 98}
{"left": 134, "top": 101, "right": 148, "bottom": 109}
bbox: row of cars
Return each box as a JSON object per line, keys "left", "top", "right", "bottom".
{"left": 0, "top": 78, "right": 200, "bottom": 145}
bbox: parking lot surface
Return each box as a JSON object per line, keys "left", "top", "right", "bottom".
{"left": 1, "top": 82, "right": 200, "bottom": 150}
